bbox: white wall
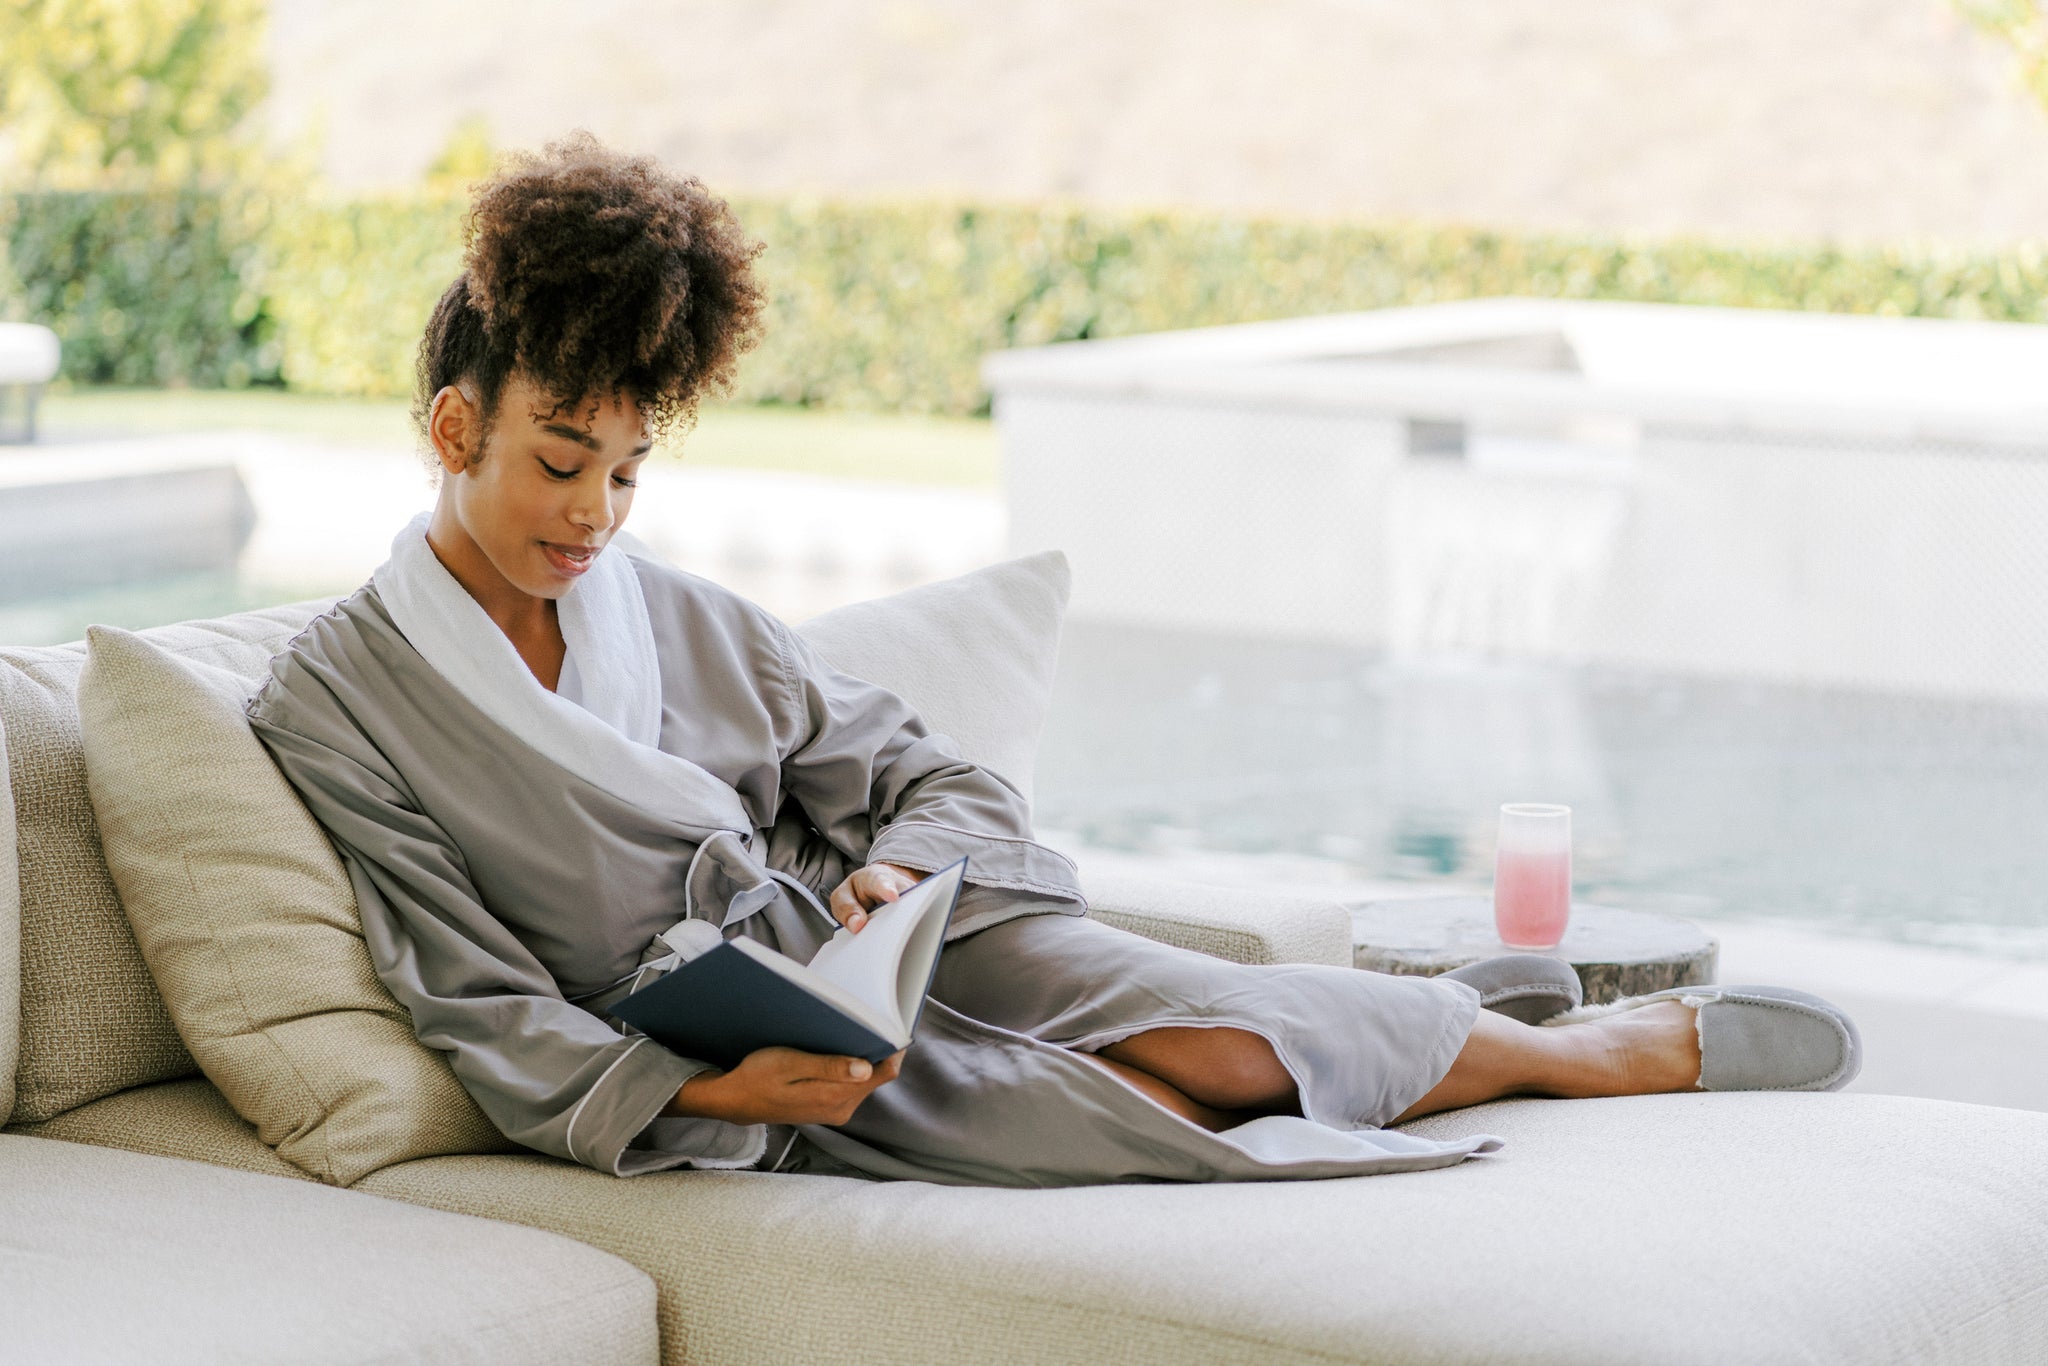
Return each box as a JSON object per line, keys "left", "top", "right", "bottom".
{"left": 1003, "top": 390, "right": 2048, "bottom": 700}
{"left": 999, "top": 392, "right": 1406, "bottom": 645}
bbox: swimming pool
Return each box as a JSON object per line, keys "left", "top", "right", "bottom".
{"left": 1031, "top": 620, "right": 2048, "bottom": 960}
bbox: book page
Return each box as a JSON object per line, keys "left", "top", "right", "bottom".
{"left": 805, "top": 861, "right": 966, "bottom": 1040}
{"left": 727, "top": 939, "right": 899, "bottom": 1042}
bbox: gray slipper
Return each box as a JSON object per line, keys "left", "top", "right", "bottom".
{"left": 1541, "top": 984, "right": 1863, "bottom": 1092}
{"left": 1438, "top": 955, "right": 1584, "bottom": 1025}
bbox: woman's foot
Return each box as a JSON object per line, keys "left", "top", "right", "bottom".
{"left": 1396, "top": 984, "right": 1857, "bottom": 1124}
{"left": 1554, "top": 985, "right": 1862, "bottom": 1092}
{"left": 1557, "top": 1000, "right": 1703, "bottom": 1098}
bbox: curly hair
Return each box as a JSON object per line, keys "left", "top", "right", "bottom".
{"left": 411, "top": 131, "right": 766, "bottom": 456}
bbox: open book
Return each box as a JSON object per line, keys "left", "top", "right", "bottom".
{"left": 609, "top": 857, "right": 968, "bottom": 1069}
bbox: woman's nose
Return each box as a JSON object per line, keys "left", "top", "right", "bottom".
{"left": 569, "top": 487, "right": 616, "bottom": 533}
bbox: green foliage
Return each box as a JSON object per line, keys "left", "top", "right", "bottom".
{"left": 0, "top": 0, "right": 269, "bottom": 189}
{"left": 1956, "top": 0, "right": 2048, "bottom": 112}
{"left": 262, "top": 192, "right": 465, "bottom": 395}
{"left": 423, "top": 116, "right": 498, "bottom": 192}
{"left": 704, "top": 198, "right": 2048, "bottom": 415}
{"left": 2, "top": 188, "right": 277, "bottom": 386}
{"left": 17, "top": 186, "right": 2048, "bottom": 411}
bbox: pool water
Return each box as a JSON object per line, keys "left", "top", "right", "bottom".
{"left": 1032, "top": 622, "right": 2048, "bottom": 960}
{"left": 0, "top": 571, "right": 346, "bottom": 649}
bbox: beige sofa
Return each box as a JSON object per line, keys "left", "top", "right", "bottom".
{"left": 6, "top": 601, "right": 2048, "bottom": 1365}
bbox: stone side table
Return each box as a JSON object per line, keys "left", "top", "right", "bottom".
{"left": 1350, "top": 897, "right": 1718, "bottom": 1006}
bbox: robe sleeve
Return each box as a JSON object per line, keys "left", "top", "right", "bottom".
{"left": 770, "top": 620, "right": 1085, "bottom": 906}
{"left": 248, "top": 710, "right": 769, "bottom": 1178}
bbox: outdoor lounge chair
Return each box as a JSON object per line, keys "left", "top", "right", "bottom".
{"left": 0, "top": 322, "right": 59, "bottom": 443}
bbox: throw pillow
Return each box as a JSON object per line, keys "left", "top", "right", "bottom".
{"left": 77, "top": 625, "right": 516, "bottom": 1186}
{"left": 0, "top": 604, "right": 326, "bottom": 1125}
{"left": 792, "top": 549, "right": 1070, "bottom": 808}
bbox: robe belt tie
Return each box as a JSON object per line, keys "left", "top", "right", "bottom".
{"left": 574, "top": 829, "right": 840, "bottom": 1021}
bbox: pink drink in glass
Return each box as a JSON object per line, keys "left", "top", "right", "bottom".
{"left": 1493, "top": 804, "right": 1571, "bottom": 951}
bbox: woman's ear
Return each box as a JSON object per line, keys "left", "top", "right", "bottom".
{"left": 428, "top": 383, "right": 481, "bottom": 475}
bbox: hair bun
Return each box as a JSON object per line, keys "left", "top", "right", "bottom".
{"left": 417, "top": 129, "right": 764, "bottom": 443}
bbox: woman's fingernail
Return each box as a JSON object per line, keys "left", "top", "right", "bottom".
{"left": 849, "top": 1060, "right": 872, "bottom": 1080}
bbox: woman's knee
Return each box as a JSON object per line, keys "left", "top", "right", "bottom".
{"left": 1080, "top": 1052, "right": 1236, "bottom": 1131}
{"left": 1101, "top": 1025, "right": 1297, "bottom": 1113}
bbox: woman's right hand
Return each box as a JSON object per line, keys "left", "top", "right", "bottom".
{"left": 662, "top": 1046, "right": 905, "bottom": 1126}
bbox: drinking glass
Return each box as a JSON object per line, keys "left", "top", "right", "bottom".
{"left": 1493, "top": 804, "right": 1571, "bottom": 951}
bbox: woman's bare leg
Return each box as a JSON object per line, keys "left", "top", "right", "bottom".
{"left": 1088, "top": 1001, "right": 1706, "bottom": 1129}
{"left": 1099, "top": 1027, "right": 1298, "bottom": 1114}
{"left": 1391, "top": 1000, "right": 1703, "bottom": 1123}
{"left": 1080, "top": 1051, "right": 1240, "bottom": 1130}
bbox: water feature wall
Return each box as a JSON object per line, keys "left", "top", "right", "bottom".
{"left": 989, "top": 299, "right": 2048, "bottom": 702}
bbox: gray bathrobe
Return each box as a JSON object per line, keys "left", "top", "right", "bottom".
{"left": 247, "top": 554, "right": 1495, "bottom": 1186}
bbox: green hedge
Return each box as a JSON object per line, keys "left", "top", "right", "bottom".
{"left": 3, "top": 189, "right": 279, "bottom": 388}
{"left": 264, "top": 192, "right": 464, "bottom": 397}
{"left": 11, "top": 186, "right": 2048, "bottom": 413}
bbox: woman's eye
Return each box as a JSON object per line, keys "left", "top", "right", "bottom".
{"left": 613, "top": 475, "right": 638, "bottom": 488}
{"left": 539, "top": 459, "right": 576, "bottom": 480}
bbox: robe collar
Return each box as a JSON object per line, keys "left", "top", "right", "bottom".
{"left": 371, "top": 512, "right": 753, "bottom": 844}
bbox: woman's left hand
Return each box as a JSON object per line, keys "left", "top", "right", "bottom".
{"left": 827, "top": 862, "right": 924, "bottom": 934}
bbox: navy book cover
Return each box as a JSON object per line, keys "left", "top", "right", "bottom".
{"left": 610, "top": 943, "right": 900, "bottom": 1070}
{"left": 609, "top": 858, "right": 967, "bottom": 1070}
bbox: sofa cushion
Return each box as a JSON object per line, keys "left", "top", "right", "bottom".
{"left": 0, "top": 1133, "right": 657, "bottom": 1366}
{"left": 0, "top": 604, "right": 329, "bottom": 1123}
{"left": 77, "top": 625, "right": 516, "bottom": 1185}
{"left": 3, "top": 1076, "right": 317, "bottom": 1183}
{"left": 20, "top": 1077, "right": 2048, "bottom": 1364}
{"left": 355, "top": 1091, "right": 2048, "bottom": 1366}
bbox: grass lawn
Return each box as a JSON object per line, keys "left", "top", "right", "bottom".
{"left": 36, "top": 387, "right": 1001, "bottom": 489}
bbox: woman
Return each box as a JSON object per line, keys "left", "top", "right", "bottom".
{"left": 247, "top": 134, "right": 1861, "bottom": 1187}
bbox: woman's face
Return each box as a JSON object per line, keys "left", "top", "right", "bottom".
{"left": 429, "top": 372, "right": 651, "bottom": 602}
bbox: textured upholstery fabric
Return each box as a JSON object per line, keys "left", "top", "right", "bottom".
{"left": 0, "top": 604, "right": 329, "bottom": 1121}
{"left": 0, "top": 694, "right": 17, "bottom": 1126}
{"left": 0, "top": 1133, "right": 657, "bottom": 1366}
{"left": 1079, "top": 869, "right": 1354, "bottom": 967}
{"left": 4, "top": 1076, "right": 317, "bottom": 1182}
{"left": 793, "top": 549, "right": 1069, "bottom": 808}
{"left": 15, "top": 1065, "right": 2048, "bottom": 1362}
{"left": 357, "top": 1091, "right": 2048, "bottom": 1366}
{"left": 77, "top": 626, "right": 516, "bottom": 1185}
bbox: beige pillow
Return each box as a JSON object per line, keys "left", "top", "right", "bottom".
{"left": 77, "top": 625, "right": 516, "bottom": 1186}
{"left": 794, "top": 549, "right": 1071, "bottom": 808}
{"left": 0, "top": 604, "right": 325, "bottom": 1124}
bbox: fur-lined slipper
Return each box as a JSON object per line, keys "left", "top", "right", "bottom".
{"left": 1438, "top": 954, "right": 1584, "bottom": 1025}
{"left": 1542, "top": 984, "right": 1863, "bottom": 1092}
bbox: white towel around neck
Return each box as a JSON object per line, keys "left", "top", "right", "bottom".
{"left": 371, "top": 512, "right": 752, "bottom": 842}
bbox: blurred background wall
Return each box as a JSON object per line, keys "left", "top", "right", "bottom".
{"left": 271, "top": 0, "right": 2048, "bottom": 244}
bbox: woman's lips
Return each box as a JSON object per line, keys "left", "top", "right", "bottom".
{"left": 540, "top": 541, "right": 600, "bottom": 576}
